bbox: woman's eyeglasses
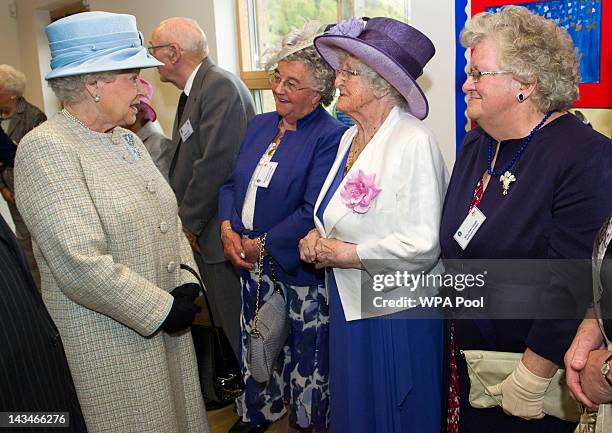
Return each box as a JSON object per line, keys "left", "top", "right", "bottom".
{"left": 268, "top": 72, "right": 309, "bottom": 93}
{"left": 467, "top": 68, "right": 511, "bottom": 82}
{"left": 335, "top": 68, "right": 360, "bottom": 80}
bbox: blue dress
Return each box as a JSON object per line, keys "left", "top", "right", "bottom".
{"left": 317, "top": 150, "right": 444, "bottom": 433}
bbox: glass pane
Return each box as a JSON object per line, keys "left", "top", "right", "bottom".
{"left": 359, "top": 0, "right": 410, "bottom": 22}
{"left": 250, "top": 0, "right": 339, "bottom": 70}
{"left": 252, "top": 89, "right": 277, "bottom": 114}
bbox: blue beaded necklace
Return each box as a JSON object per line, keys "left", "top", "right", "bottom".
{"left": 487, "top": 111, "right": 552, "bottom": 195}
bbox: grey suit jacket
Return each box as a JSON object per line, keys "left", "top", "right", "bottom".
{"left": 137, "top": 120, "right": 171, "bottom": 181}
{"left": 0, "top": 97, "right": 46, "bottom": 190}
{"left": 169, "top": 57, "right": 255, "bottom": 263}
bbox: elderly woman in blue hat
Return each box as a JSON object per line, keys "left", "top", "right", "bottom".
{"left": 299, "top": 17, "right": 448, "bottom": 433}
{"left": 14, "top": 12, "right": 209, "bottom": 433}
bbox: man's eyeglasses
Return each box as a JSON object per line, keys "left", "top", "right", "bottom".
{"left": 147, "top": 43, "right": 172, "bottom": 54}
{"left": 268, "top": 72, "right": 309, "bottom": 93}
{"left": 467, "top": 68, "right": 511, "bottom": 82}
{"left": 335, "top": 68, "right": 360, "bottom": 80}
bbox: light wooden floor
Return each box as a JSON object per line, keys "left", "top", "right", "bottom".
{"left": 208, "top": 404, "right": 279, "bottom": 433}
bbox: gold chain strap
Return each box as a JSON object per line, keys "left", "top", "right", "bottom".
{"left": 251, "top": 233, "right": 269, "bottom": 337}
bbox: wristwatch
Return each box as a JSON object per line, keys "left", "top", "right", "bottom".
{"left": 602, "top": 353, "right": 612, "bottom": 389}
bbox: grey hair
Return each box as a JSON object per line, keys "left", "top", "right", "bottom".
{"left": 0, "top": 64, "right": 26, "bottom": 95}
{"left": 460, "top": 5, "right": 580, "bottom": 112}
{"left": 47, "top": 72, "right": 117, "bottom": 103}
{"left": 156, "top": 17, "right": 208, "bottom": 59}
{"left": 279, "top": 46, "right": 336, "bottom": 106}
{"left": 336, "top": 51, "right": 407, "bottom": 110}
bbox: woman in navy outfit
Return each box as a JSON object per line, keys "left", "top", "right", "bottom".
{"left": 440, "top": 6, "right": 612, "bottom": 433}
{"left": 218, "top": 21, "right": 346, "bottom": 433}
{"left": 300, "top": 17, "right": 448, "bottom": 433}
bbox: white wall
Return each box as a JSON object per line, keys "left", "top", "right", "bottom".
{"left": 412, "top": 0, "right": 457, "bottom": 170}
{"left": 0, "top": 0, "right": 21, "bottom": 69}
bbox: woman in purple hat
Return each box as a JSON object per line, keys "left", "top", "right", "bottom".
{"left": 14, "top": 11, "right": 209, "bottom": 433}
{"left": 299, "top": 17, "right": 448, "bottom": 433}
{"left": 440, "top": 6, "right": 611, "bottom": 433}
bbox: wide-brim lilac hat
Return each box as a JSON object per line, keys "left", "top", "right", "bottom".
{"left": 45, "top": 11, "right": 162, "bottom": 80}
{"left": 314, "top": 17, "right": 435, "bottom": 120}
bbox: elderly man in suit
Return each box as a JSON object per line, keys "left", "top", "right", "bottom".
{"left": 0, "top": 64, "right": 46, "bottom": 288}
{"left": 0, "top": 213, "right": 87, "bottom": 432}
{"left": 150, "top": 17, "right": 255, "bottom": 356}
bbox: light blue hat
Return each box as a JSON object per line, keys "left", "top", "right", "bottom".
{"left": 45, "top": 11, "right": 163, "bottom": 80}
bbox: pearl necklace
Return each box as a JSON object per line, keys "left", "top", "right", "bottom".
{"left": 487, "top": 111, "right": 552, "bottom": 196}
{"left": 61, "top": 108, "right": 95, "bottom": 131}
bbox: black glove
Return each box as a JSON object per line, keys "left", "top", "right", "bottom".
{"left": 169, "top": 282, "right": 200, "bottom": 302}
{"left": 160, "top": 300, "right": 201, "bottom": 334}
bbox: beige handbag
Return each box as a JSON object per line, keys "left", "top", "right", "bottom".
{"left": 461, "top": 349, "right": 581, "bottom": 422}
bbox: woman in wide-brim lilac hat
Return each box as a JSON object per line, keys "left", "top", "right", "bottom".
{"left": 298, "top": 16, "right": 449, "bottom": 433}
{"left": 14, "top": 11, "right": 209, "bottom": 433}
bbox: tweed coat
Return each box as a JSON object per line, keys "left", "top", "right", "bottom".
{"left": 14, "top": 112, "right": 209, "bottom": 433}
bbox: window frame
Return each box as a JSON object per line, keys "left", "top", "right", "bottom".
{"left": 235, "top": 0, "right": 410, "bottom": 109}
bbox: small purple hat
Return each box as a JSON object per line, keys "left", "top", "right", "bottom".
{"left": 138, "top": 78, "right": 157, "bottom": 122}
{"left": 314, "top": 17, "right": 435, "bottom": 120}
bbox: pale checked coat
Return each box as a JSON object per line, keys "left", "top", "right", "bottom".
{"left": 14, "top": 113, "right": 209, "bottom": 433}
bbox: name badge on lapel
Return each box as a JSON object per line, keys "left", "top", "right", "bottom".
{"left": 254, "top": 161, "right": 278, "bottom": 188}
{"left": 179, "top": 119, "right": 194, "bottom": 142}
{"left": 454, "top": 206, "right": 486, "bottom": 250}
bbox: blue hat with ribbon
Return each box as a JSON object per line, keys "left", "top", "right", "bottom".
{"left": 45, "top": 11, "right": 163, "bottom": 80}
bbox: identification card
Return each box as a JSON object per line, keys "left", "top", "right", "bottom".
{"left": 179, "top": 119, "right": 194, "bottom": 142}
{"left": 453, "top": 206, "right": 486, "bottom": 250}
{"left": 254, "top": 161, "right": 278, "bottom": 188}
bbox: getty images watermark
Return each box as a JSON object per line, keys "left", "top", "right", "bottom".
{"left": 371, "top": 269, "right": 487, "bottom": 309}
{"left": 358, "top": 259, "right": 597, "bottom": 319}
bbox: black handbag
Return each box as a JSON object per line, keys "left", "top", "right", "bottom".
{"left": 181, "top": 264, "right": 244, "bottom": 409}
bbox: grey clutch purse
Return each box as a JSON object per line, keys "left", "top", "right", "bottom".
{"left": 246, "top": 234, "right": 289, "bottom": 383}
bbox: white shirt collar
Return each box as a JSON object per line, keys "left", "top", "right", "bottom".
{"left": 183, "top": 63, "right": 202, "bottom": 96}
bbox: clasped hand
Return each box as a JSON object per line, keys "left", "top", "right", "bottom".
{"left": 221, "top": 226, "right": 256, "bottom": 270}
{"left": 564, "top": 316, "right": 610, "bottom": 408}
{"left": 298, "top": 228, "right": 361, "bottom": 269}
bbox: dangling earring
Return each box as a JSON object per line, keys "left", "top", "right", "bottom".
{"left": 94, "top": 95, "right": 100, "bottom": 103}
{"left": 516, "top": 93, "right": 525, "bottom": 103}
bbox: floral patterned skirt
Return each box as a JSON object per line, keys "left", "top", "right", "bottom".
{"left": 237, "top": 269, "right": 330, "bottom": 431}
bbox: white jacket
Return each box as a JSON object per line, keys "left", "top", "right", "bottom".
{"left": 314, "top": 106, "right": 449, "bottom": 321}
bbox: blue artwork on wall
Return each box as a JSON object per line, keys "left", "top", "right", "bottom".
{"left": 486, "top": 0, "right": 602, "bottom": 83}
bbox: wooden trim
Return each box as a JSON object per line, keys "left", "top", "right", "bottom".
{"left": 240, "top": 71, "right": 270, "bottom": 89}
{"left": 236, "top": 0, "right": 272, "bottom": 90}
{"left": 235, "top": 0, "right": 252, "bottom": 72}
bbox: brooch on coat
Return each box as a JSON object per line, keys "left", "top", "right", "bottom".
{"left": 121, "top": 133, "right": 142, "bottom": 160}
{"left": 340, "top": 169, "right": 382, "bottom": 214}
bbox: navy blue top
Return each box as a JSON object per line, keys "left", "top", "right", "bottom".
{"left": 219, "top": 106, "right": 346, "bottom": 286}
{"left": 0, "top": 126, "right": 16, "bottom": 167}
{"left": 440, "top": 113, "right": 612, "bottom": 364}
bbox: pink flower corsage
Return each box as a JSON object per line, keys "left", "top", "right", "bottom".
{"left": 340, "top": 169, "right": 382, "bottom": 214}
